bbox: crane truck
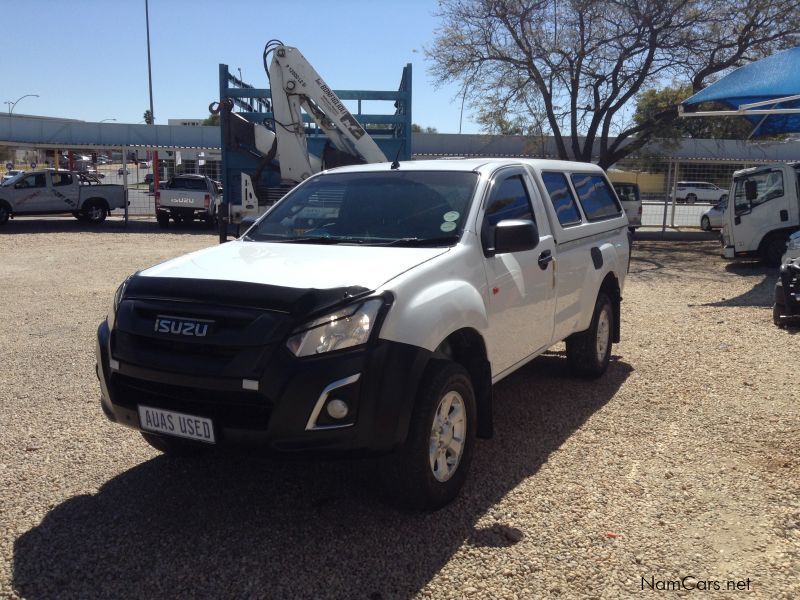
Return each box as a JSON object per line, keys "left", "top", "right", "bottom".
{"left": 213, "top": 41, "right": 412, "bottom": 240}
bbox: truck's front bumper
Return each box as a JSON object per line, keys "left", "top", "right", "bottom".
{"left": 96, "top": 321, "right": 430, "bottom": 454}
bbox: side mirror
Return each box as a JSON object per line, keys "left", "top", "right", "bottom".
{"left": 745, "top": 180, "right": 758, "bottom": 201}
{"left": 492, "top": 219, "right": 540, "bottom": 256}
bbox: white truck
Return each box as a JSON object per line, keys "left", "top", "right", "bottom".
{"left": 155, "top": 174, "right": 220, "bottom": 228}
{"left": 96, "top": 158, "right": 630, "bottom": 509}
{"left": 0, "top": 170, "right": 125, "bottom": 225}
{"left": 722, "top": 162, "right": 800, "bottom": 266}
{"left": 219, "top": 42, "right": 391, "bottom": 236}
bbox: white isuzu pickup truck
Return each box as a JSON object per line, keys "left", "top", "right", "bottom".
{"left": 96, "top": 158, "right": 630, "bottom": 509}
{"left": 0, "top": 169, "right": 125, "bottom": 225}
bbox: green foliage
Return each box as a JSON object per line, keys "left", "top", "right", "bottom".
{"left": 143, "top": 110, "right": 154, "bottom": 125}
{"left": 412, "top": 123, "right": 439, "bottom": 133}
{"left": 635, "top": 85, "right": 753, "bottom": 140}
{"left": 202, "top": 114, "right": 220, "bottom": 126}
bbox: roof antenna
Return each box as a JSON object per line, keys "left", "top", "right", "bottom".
{"left": 390, "top": 140, "right": 405, "bottom": 170}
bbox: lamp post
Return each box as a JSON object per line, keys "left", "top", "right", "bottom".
{"left": 145, "top": 0, "right": 155, "bottom": 124}
{"left": 4, "top": 94, "right": 39, "bottom": 116}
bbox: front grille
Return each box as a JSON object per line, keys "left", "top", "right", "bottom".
{"left": 112, "top": 374, "right": 271, "bottom": 430}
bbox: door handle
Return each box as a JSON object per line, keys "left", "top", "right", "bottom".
{"left": 538, "top": 249, "right": 553, "bottom": 269}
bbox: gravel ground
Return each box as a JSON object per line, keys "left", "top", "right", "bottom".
{"left": 1, "top": 219, "right": 797, "bottom": 599}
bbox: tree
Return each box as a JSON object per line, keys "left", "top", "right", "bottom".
{"left": 412, "top": 123, "right": 439, "bottom": 133}
{"left": 202, "top": 113, "right": 220, "bottom": 126}
{"left": 143, "top": 110, "right": 154, "bottom": 125}
{"left": 634, "top": 85, "right": 753, "bottom": 140}
{"left": 429, "top": 0, "right": 800, "bottom": 168}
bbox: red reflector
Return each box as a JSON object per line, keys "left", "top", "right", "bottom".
{"left": 204, "top": 193, "right": 210, "bottom": 208}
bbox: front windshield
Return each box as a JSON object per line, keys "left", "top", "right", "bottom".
{"left": 1, "top": 172, "right": 24, "bottom": 187}
{"left": 247, "top": 170, "right": 479, "bottom": 246}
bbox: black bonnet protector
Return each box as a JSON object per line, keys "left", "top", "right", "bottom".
{"left": 124, "top": 275, "right": 372, "bottom": 319}
{"left": 112, "top": 276, "right": 373, "bottom": 378}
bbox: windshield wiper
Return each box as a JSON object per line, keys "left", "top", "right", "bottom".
{"left": 371, "top": 235, "right": 460, "bottom": 247}
{"left": 265, "top": 236, "right": 366, "bottom": 245}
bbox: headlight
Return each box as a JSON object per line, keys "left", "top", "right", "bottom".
{"left": 107, "top": 276, "right": 132, "bottom": 329}
{"left": 286, "top": 299, "right": 383, "bottom": 357}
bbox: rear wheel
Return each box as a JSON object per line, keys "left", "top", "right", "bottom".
{"left": 84, "top": 199, "right": 107, "bottom": 224}
{"left": 566, "top": 292, "right": 613, "bottom": 379}
{"left": 701, "top": 216, "right": 711, "bottom": 231}
{"left": 686, "top": 193, "right": 697, "bottom": 204}
{"left": 141, "top": 432, "right": 210, "bottom": 456}
{"left": 156, "top": 211, "right": 170, "bottom": 229}
{"left": 384, "top": 361, "right": 476, "bottom": 510}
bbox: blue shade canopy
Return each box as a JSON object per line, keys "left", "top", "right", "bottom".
{"left": 681, "top": 47, "right": 800, "bottom": 136}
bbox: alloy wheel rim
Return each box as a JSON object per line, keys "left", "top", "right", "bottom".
{"left": 429, "top": 390, "right": 466, "bottom": 482}
{"left": 596, "top": 306, "right": 610, "bottom": 362}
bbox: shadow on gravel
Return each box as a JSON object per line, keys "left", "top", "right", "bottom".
{"left": 13, "top": 353, "right": 631, "bottom": 599}
{"left": 0, "top": 218, "right": 217, "bottom": 236}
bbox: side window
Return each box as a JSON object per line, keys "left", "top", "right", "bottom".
{"left": 734, "top": 171, "right": 784, "bottom": 215}
{"left": 570, "top": 174, "right": 621, "bottom": 221}
{"left": 19, "top": 174, "right": 47, "bottom": 188}
{"left": 542, "top": 172, "right": 581, "bottom": 226}
{"left": 482, "top": 174, "right": 534, "bottom": 248}
{"left": 52, "top": 173, "right": 73, "bottom": 187}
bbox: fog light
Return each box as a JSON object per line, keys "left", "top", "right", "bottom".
{"left": 326, "top": 399, "right": 349, "bottom": 420}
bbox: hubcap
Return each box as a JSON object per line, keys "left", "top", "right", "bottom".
{"left": 596, "top": 305, "right": 611, "bottom": 362}
{"left": 88, "top": 206, "right": 103, "bottom": 220}
{"left": 429, "top": 390, "right": 466, "bottom": 482}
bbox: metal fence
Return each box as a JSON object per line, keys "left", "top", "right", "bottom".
{"left": 609, "top": 157, "right": 792, "bottom": 229}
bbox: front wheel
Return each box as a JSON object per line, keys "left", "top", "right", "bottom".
{"left": 384, "top": 361, "right": 476, "bottom": 510}
{"left": 566, "top": 292, "right": 614, "bottom": 379}
{"left": 156, "top": 211, "right": 169, "bottom": 229}
{"left": 0, "top": 201, "right": 11, "bottom": 226}
{"left": 701, "top": 216, "right": 711, "bottom": 231}
{"left": 686, "top": 193, "right": 697, "bottom": 204}
{"left": 761, "top": 236, "right": 786, "bottom": 267}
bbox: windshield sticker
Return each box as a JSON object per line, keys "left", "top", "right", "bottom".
{"left": 440, "top": 221, "right": 457, "bottom": 232}
{"left": 443, "top": 211, "right": 460, "bottom": 222}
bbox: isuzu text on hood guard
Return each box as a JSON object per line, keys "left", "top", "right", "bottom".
{"left": 96, "top": 159, "right": 630, "bottom": 509}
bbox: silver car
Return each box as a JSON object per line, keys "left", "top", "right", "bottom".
{"left": 700, "top": 198, "right": 727, "bottom": 230}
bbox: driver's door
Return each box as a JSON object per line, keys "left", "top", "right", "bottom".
{"left": 481, "top": 168, "right": 556, "bottom": 378}
{"left": 12, "top": 172, "right": 52, "bottom": 212}
{"left": 732, "top": 169, "right": 789, "bottom": 252}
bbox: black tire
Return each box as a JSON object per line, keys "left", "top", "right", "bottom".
{"left": 774, "top": 282, "right": 787, "bottom": 328}
{"left": 83, "top": 199, "right": 108, "bottom": 224}
{"left": 760, "top": 236, "right": 786, "bottom": 267}
{"left": 141, "top": 432, "right": 210, "bottom": 456}
{"left": 0, "top": 201, "right": 10, "bottom": 226}
{"left": 566, "top": 292, "right": 614, "bottom": 379}
{"left": 701, "top": 216, "right": 711, "bottom": 231}
{"left": 384, "top": 361, "right": 476, "bottom": 511}
{"left": 686, "top": 193, "right": 697, "bottom": 204}
{"left": 156, "top": 211, "right": 170, "bottom": 229}
{"left": 204, "top": 211, "right": 217, "bottom": 229}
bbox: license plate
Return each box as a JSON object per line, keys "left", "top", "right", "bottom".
{"left": 138, "top": 405, "right": 215, "bottom": 444}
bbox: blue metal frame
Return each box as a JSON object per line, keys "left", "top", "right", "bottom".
{"left": 218, "top": 62, "right": 412, "bottom": 212}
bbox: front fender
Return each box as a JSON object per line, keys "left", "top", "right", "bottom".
{"left": 378, "top": 280, "right": 488, "bottom": 352}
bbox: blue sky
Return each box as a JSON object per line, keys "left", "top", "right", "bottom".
{"left": 3, "top": 0, "right": 478, "bottom": 133}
